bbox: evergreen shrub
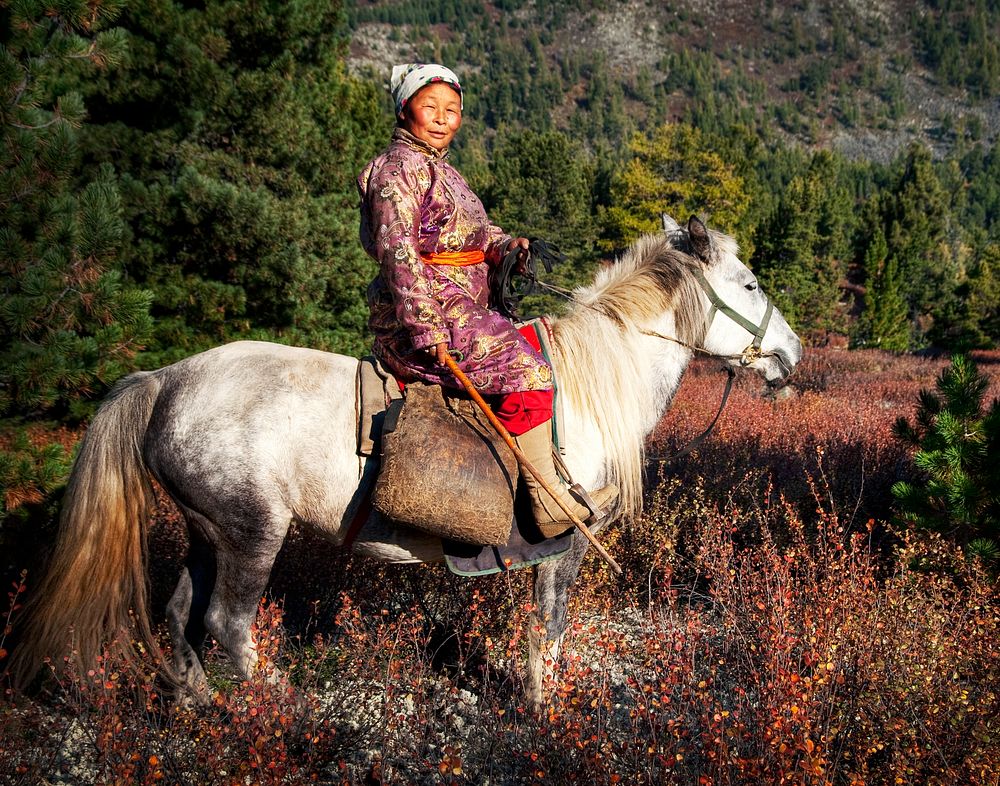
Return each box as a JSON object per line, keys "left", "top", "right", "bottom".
{"left": 892, "top": 354, "right": 1000, "bottom": 568}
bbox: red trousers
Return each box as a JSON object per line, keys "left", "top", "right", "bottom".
{"left": 495, "top": 389, "right": 553, "bottom": 436}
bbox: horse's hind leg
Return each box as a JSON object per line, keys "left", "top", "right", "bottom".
{"left": 165, "top": 519, "right": 215, "bottom": 702}
{"left": 202, "top": 515, "right": 290, "bottom": 682}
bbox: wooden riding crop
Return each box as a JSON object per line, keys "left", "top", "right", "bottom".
{"left": 441, "top": 352, "right": 622, "bottom": 576}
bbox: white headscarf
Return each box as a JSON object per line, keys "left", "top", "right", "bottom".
{"left": 390, "top": 63, "right": 463, "bottom": 116}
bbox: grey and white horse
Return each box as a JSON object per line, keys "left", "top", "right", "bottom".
{"left": 10, "top": 216, "right": 802, "bottom": 706}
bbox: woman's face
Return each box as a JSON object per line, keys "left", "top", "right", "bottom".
{"left": 400, "top": 82, "right": 462, "bottom": 150}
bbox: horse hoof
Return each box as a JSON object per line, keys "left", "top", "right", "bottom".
{"left": 172, "top": 685, "right": 212, "bottom": 711}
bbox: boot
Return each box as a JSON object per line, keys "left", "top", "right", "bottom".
{"left": 514, "top": 423, "right": 619, "bottom": 538}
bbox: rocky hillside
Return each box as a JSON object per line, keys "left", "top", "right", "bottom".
{"left": 347, "top": 0, "right": 1000, "bottom": 164}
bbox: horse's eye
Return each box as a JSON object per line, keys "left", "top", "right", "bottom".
{"left": 745, "top": 282, "right": 758, "bottom": 292}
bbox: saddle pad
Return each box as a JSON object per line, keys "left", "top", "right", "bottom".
{"left": 373, "top": 381, "right": 517, "bottom": 546}
{"left": 443, "top": 495, "right": 573, "bottom": 576}
{"left": 343, "top": 466, "right": 573, "bottom": 574}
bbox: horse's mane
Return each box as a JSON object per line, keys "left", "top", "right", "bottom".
{"left": 548, "top": 232, "right": 712, "bottom": 521}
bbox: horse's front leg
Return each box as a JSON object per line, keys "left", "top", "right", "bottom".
{"left": 526, "top": 534, "right": 589, "bottom": 710}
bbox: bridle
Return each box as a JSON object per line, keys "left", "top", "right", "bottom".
{"left": 631, "top": 265, "right": 777, "bottom": 369}
{"left": 527, "top": 244, "right": 781, "bottom": 464}
{"left": 532, "top": 257, "right": 777, "bottom": 366}
{"left": 691, "top": 267, "right": 774, "bottom": 367}
{"left": 641, "top": 267, "right": 776, "bottom": 463}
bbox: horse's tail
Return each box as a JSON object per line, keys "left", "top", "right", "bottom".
{"left": 7, "top": 371, "right": 166, "bottom": 690}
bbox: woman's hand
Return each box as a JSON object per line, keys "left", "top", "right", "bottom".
{"left": 508, "top": 237, "right": 530, "bottom": 273}
{"left": 429, "top": 342, "right": 450, "bottom": 365}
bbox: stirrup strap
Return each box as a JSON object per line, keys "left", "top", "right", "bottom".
{"left": 552, "top": 451, "right": 609, "bottom": 524}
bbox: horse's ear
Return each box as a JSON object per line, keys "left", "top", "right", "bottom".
{"left": 661, "top": 213, "right": 680, "bottom": 233}
{"left": 687, "top": 216, "right": 713, "bottom": 262}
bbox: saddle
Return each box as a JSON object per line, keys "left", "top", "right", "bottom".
{"left": 373, "top": 379, "right": 519, "bottom": 546}
{"left": 354, "top": 320, "right": 573, "bottom": 574}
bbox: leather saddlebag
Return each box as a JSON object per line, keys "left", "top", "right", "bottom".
{"left": 372, "top": 381, "right": 519, "bottom": 545}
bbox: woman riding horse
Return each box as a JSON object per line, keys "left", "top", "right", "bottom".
{"left": 357, "top": 63, "right": 617, "bottom": 537}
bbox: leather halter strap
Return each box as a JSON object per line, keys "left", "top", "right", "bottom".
{"left": 692, "top": 267, "right": 774, "bottom": 366}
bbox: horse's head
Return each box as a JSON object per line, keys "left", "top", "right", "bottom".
{"left": 662, "top": 214, "right": 802, "bottom": 383}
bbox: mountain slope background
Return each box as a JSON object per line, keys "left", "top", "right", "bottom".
{"left": 349, "top": 0, "right": 1000, "bottom": 163}
{"left": 347, "top": 0, "right": 1000, "bottom": 349}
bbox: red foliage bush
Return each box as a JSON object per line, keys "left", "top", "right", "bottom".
{"left": 2, "top": 348, "right": 999, "bottom": 784}
{"left": 653, "top": 348, "right": 1000, "bottom": 527}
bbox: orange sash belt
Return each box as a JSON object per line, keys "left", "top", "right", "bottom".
{"left": 421, "top": 250, "right": 485, "bottom": 266}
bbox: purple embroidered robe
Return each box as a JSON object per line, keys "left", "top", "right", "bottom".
{"left": 358, "top": 128, "right": 552, "bottom": 395}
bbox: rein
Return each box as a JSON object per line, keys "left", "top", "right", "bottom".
{"left": 491, "top": 239, "right": 565, "bottom": 320}
{"left": 645, "top": 367, "right": 736, "bottom": 464}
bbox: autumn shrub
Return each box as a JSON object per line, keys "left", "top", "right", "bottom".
{"left": 654, "top": 349, "right": 1000, "bottom": 530}
{"left": 3, "top": 597, "right": 392, "bottom": 785}
{"left": 3, "top": 347, "right": 1000, "bottom": 784}
{"left": 3, "top": 506, "right": 998, "bottom": 784}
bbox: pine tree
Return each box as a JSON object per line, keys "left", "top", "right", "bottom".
{"left": 1, "top": 0, "right": 152, "bottom": 517}
{"left": 960, "top": 141, "right": 1000, "bottom": 241}
{"left": 852, "top": 226, "right": 910, "bottom": 351}
{"left": 482, "top": 129, "right": 596, "bottom": 251}
{"left": 1, "top": 0, "right": 152, "bottom": 419}
{"left": 479, "top": 128, "right": 600, "bottom": 316}
{"left": 74, "top": 0, "right": 388, "bottom": 362}
{"left": 931, "top": 242, "right": 1000, "bottom": 350}
{"left": 600, "top": 123, "right": 748, "bottom": 252}
{"left": 876, "top": 143, "right": 958, "bottom": 346}
{"left": 892, "top": 354, "right": 1000, "bottom": 568}
{"left": 970, "top": 243, "right": 1000, "bottom": 344}
{"left": 751, "top": 151, "right": 854, "bottom": 337}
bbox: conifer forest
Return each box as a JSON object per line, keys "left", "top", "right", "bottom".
{"left": 2, "top": 1, "right": 999, "bottom": 783}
